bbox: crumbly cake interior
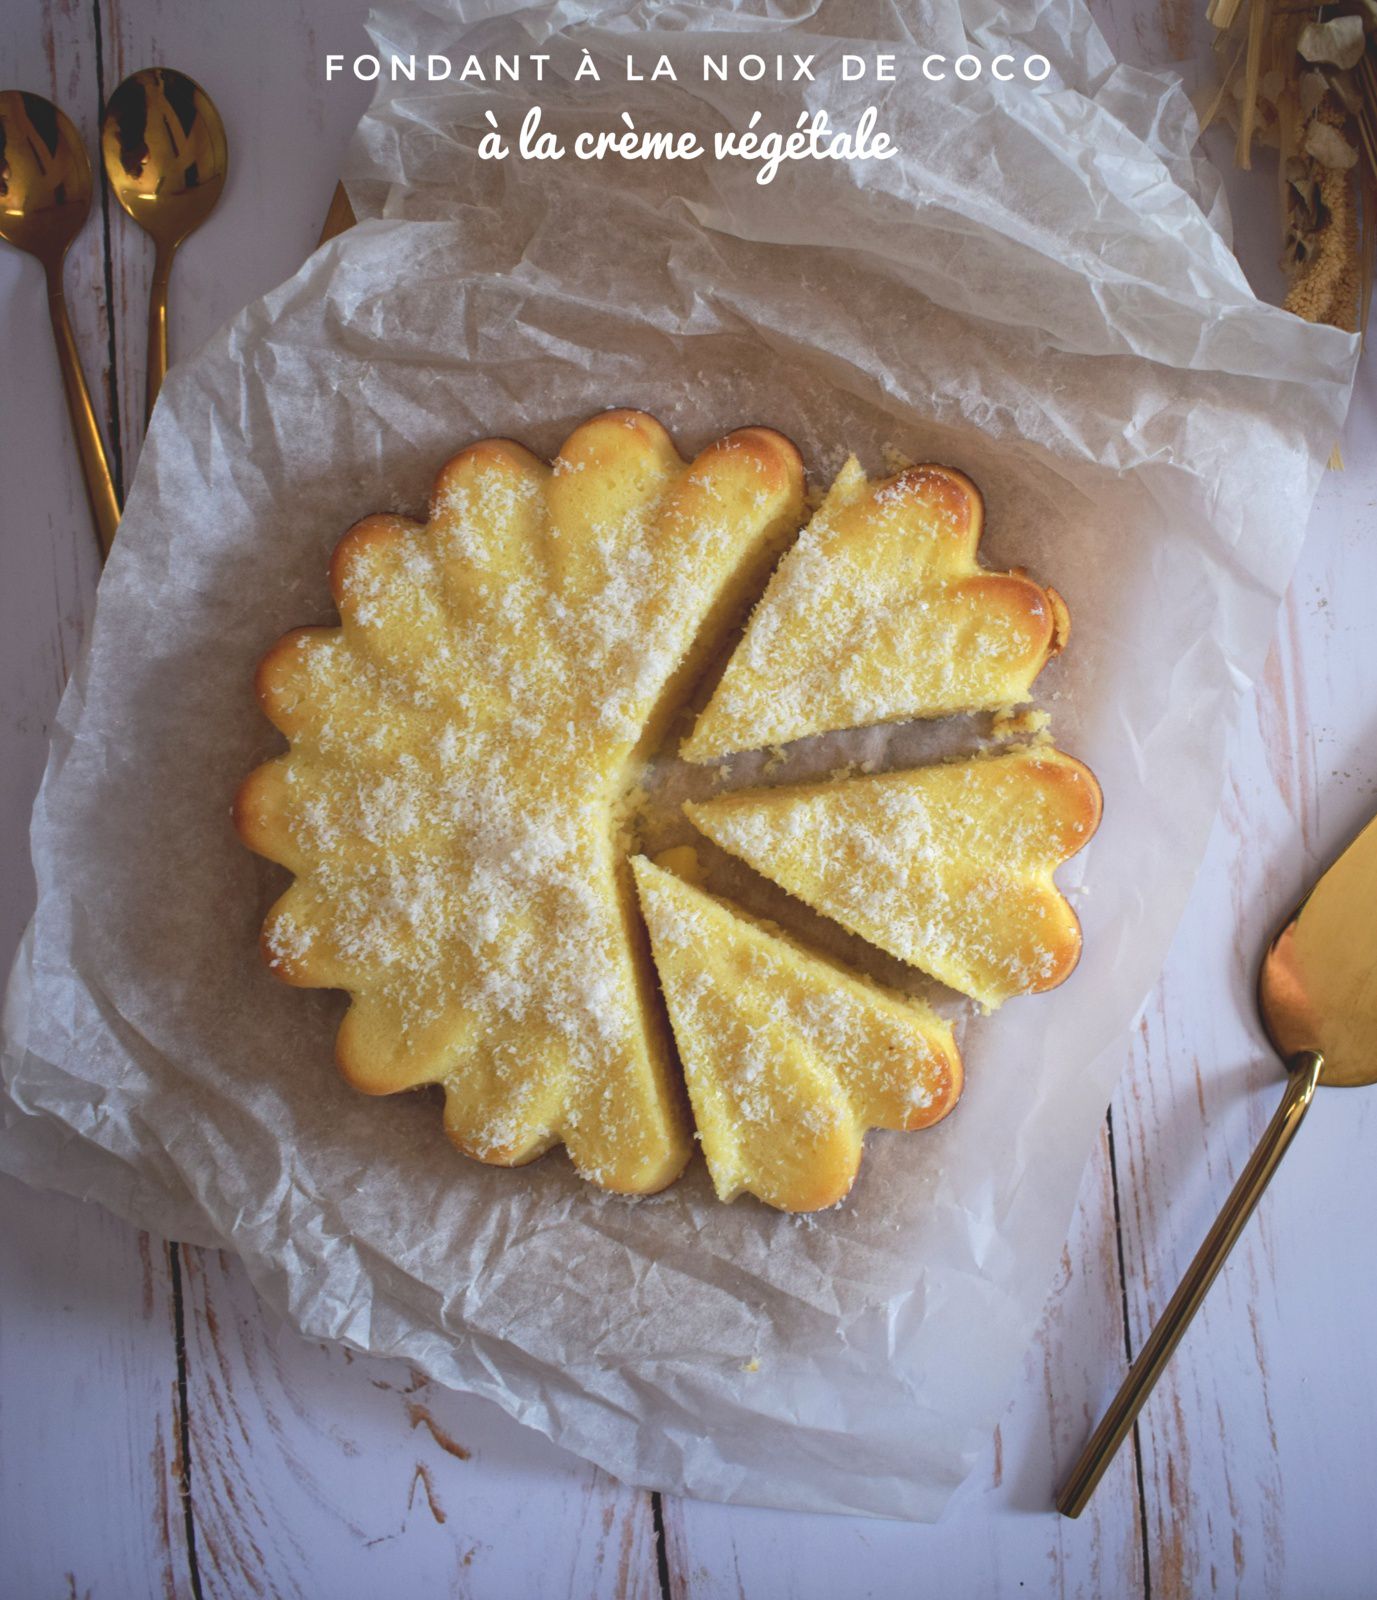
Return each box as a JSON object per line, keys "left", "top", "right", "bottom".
{"left": 687, "top": 746, "right": 1102, "bottom": 1011}
{"left": 633, "top": 854, "right": 961, "bottom": 1212}
{"left": 235, "top": 411, "right": 805, "bottom": 1194}
{"left": 682, "top": 456, "right": 1068, "bottom": 762}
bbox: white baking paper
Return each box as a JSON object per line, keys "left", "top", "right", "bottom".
{"left": 0, "top": 0, "right": 1358, "bottom": 1520}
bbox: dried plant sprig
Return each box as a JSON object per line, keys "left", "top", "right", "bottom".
{"left": 1204, "top": 1, "right": 1370, "bottom": 334}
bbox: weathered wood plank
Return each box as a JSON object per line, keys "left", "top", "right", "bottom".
{"left": 1070, "top": 6, "right": 1377, "bottom": 1597}
{"left": 0, "top": 0, "right": 110, "bottom": 977}
{"left": 0, "top": 1176, "right": 192, "bottom": 1599}
{"left": 178, "top": 1243, "right": 663, "bottom": 1600}
{"left": 0, "top": 9, "right": 188, "bottom": 1595}
{"left": 1110, "top": 463, "right": 1377, "bottom": 1600}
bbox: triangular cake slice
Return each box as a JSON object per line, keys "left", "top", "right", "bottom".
{"left": 682, "top": 457, "right": 1068, "bottom": 761}
{"left": 685, "top": 745, "right": 1101, "bottom": 1010}
{"left": 632, "top": 854, "right": 961, "bottom": 1212}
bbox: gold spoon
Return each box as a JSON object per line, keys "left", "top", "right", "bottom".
{"left": 1058, "top": 810, "right": 1377, "bottom": 1516}
{"left": 0, "top": 90, "right": 120, "bottom": 556}
{"left": 101, "top": 68, "right": 227, "bottom": 424}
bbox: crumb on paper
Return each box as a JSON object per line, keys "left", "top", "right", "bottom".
{"left": 991, "top": 707, "right": 1052, "bottom": 743}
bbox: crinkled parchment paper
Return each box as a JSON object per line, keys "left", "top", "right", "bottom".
{"left": 0, "top": 0, "right": 1358, "bottom": 1520}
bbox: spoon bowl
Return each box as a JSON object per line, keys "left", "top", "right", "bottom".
{"left": 101, "top": 68, "right": 227, "bottom": 245}
{"left": 0, "top": 90, "right": 93, "bottom": 261}
{"left": 0, "top": 90, "right": 120, "bottom": 554}
{"left": 101, "top": 68, "right": 228, "bottom": 419}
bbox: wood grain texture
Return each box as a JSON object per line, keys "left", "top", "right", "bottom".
{"left": 1087, "top": 9, "right": 1377, "bottom": 1584}
{"left": 1110, "top": 447, "right": 1377, "bottom": 1600}
{"left": 2, "top": 0, "right": 1376, "bottom": 1593}
{"left": 0, "top": 1176, "right": 192, "bottom": 1599}
{"left": 0, "top": 0, "right": 109, "bottom": 983}
{"left": 177, "top": 1244, "right": 662, "bottom": 1600}
{"left": 0, "top": 3, "right": 186, "bottom": 1586}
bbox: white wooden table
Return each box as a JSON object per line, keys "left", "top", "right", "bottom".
{"left": 3, "top": 2, "right": 1375, "bottom": 1595}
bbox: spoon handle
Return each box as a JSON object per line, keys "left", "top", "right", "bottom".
{"left": 146, "top": 241, "right": 174, "bottom": 426}
{"left": 1056, "top": 1049, "right": 1323, "bottom": 1518}
{"left": 44, "top": 267, "right": 120, "bottom": 557}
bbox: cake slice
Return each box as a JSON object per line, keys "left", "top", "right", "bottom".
{"left": 682, "top": 457, "right": 1068, "bottom": 761}
{"left": 685, "top": 745, "right": 1101, "bottom": 1010}
{"left": 632, "top": 854, "right": 961, "bottom": 1211}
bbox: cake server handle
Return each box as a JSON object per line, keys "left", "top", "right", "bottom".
{"left": 1056, "top": 1049, "right": 1322, "bottom": 1518}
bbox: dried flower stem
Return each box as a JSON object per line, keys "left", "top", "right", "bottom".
{"left": 1204, "top": 1, "right": 1368, "bottom": 333}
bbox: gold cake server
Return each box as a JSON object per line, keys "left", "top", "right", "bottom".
{"left": 1059, "top": 810, "right": 1377, "bottom": 1516}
